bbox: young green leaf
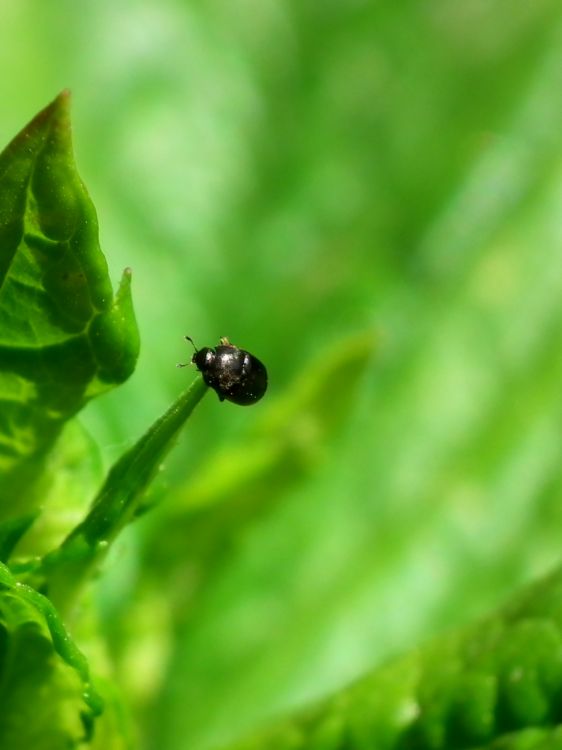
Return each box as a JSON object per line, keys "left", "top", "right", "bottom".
{"left": 169, "top": 331, "right": 376, "bottom": 515}
{"left": 0, "top": 92, "right": 139, "bottom": 535}
{"left": 11, "top": 420, "right": 104, "bottom": 561}
{"left": 0, "top": 561, "right": 102, "bottom": 748}
{"left": 220, "top": 568, "right": 562, "bottom": 750}
{"left": 119, "top": 333, "right": 375, "bottom": 719}
{"left": 40, "top": 376, "right": 208, "bottom": 612}
{"left": 141, "top": 332, "right": 376, "bottom": 618}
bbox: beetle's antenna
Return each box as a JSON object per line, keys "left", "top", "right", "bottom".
{"left": 184, "top": 335, "right": 198, "bottom": 352}
{"left": 177, "top": 335, "right": 198, "bottom": 367}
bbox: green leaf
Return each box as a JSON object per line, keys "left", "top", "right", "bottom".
{"left": 121, "top": 333, "right": 376, "bottom": 724}
{"left": 0, "top": 92, "right": 139, "bottom": 528}
{"left": 173, "top": 331, "right": 376, "bottom": 514}
{"left": 0, "top": 561, "right": 102, "bottom": 749}
{"left": 147, "top": 332, "right": 376, "bottom": 578}
{"left": 41, "top": 376, "right": 208, "bottom": 612}
{"left": 221, "top": 568, "right": 562, "bottom": 750}
{"left": 480, "top": 726, "right": 562, "bottom": 749}
{"left": 10, "top": 420, "right": 104, "bottom": 562}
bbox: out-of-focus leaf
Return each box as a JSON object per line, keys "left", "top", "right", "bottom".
{"left": 150, "top": 331, "right": 375, "bottom": 568}
{"left": 89, "top": 678, "right": 134, "bottom": 750}
{"left": 222, "top": 567, "right": 562, "bottom": 750}
{"left": 104, "top": 333, "right": 375, "bottom": 714}
{"left": 0, "top": 92, "right": 139, "bottom": 533}
{"left": 8, "top": 420, "right": 104, "bottom": 563}
{"left": 479, "top": 727, "right": 562, "bottom": 749}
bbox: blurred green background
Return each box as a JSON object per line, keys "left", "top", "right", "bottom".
{"left": 2, "top": 2, "right": 562, "bottom": 749}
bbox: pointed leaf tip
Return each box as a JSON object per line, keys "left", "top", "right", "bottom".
{"left": 0, "top": 95, "right": 139, "bottom": 511}
{"left": 88, "top": 267, "right": 140, "bottom": 385}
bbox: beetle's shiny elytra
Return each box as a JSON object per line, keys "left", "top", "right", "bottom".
{"left": 178, "top": 336, "right": 268, "bottom": 405}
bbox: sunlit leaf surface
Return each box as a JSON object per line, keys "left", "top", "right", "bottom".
{"left": 0, "top": 92, "right": 139, "bottom": 527}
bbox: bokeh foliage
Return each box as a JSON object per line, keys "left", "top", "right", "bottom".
{"left": 1, "top": 2, "right": 562, "bottom": 750}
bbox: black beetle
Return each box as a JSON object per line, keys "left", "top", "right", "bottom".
{"left": 178, "top": 336, "right": 268, "bottom": 405}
